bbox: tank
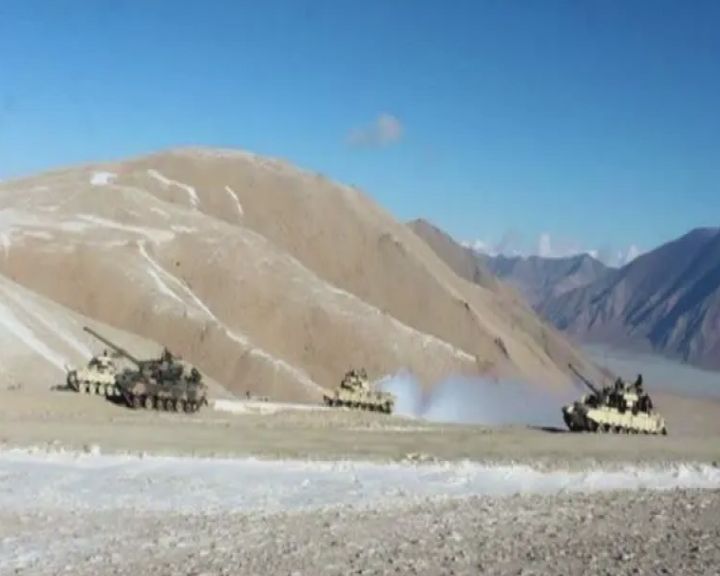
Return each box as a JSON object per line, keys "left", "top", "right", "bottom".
{"left": 83, "top": 327, "right": 208, "bottom": 413}
{"left": 323, "top": 368, "right": 395, "bottom": 414}
{"left": 65, "top": 351, "right": 120, "bottom": 397}
{"left": 562, "top": 364, "right": 667, "bottom": 435}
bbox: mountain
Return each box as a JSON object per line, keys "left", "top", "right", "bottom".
{"left": 408, "top": 220, "right": 610, "bottom": 309}
{"left": 481, "top": 253, "right": 611, "bottom": 308}
{"left": 541, "top": 228, "right": 720, "bottom": 370}
{"left": 406, "top": 219, "right": 500, "bottom": 291}
{"left": 0, "top": 148, "right": 601, "bottom": 401}
{"left": 405, "top": 218, "right": 602, "bottom": 380}
{"left": 0, "top": 273, "right": 230, "bottom": 396}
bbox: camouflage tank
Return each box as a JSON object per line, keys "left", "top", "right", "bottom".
{"left": 563, "top": 364, "right": 667, "bottom": 435}
{"left": 84, "top": 327, "right": 208, "bottom": 413}
{"left": 65, "top": 351, "right": 120, "bottom": 397}
{"left": 323, "top": 368, "right": 395, "bottom": 414}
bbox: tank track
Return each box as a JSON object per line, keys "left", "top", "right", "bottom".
{"left": 124, "top": 393, "right": 203, "bottom": 413}
{"left": 324, "top": 397, "right": 393, "bottom": 413}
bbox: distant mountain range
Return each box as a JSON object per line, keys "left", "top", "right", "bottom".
{"left": 479, "top": 253, "right": 610, "bottom": 308}
{"left": 410, "top": 220, "right": 720, "bottom": 372}
{"left": 541, "top": 227, "right": 720, "bottom": 370}
{"left": 408, "top": 219, "right": 610, "bottom": 308}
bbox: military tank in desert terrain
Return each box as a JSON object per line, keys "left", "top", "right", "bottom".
{"left": 563, "top": 364, "right": 667, "bottom": 435}
{"left": 84, "top": 327, "right": 208, "bottom": 413}
{"left": 65, "top": 350, "right": 120, "bottom": 397}
{"left": 323, "top": 368, "right": 395, "bottom": 414}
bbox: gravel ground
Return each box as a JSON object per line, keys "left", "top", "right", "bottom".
{"left": 2, "top": 391, "right": 720, "bottom": 467}
{"left": 2, "top": 489, "right": 718, "bottom": 576}
{"left": 2, "top": 390, "right": 720, "bottom": 575}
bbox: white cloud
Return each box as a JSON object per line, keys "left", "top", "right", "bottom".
{"left": 622, "top": 244, "right": 642, "bottom": 264}
{"left": 346, "top": 113, "right": 403, "bottom": 147}
{"left": 462, "top": 239, "right": 496, "bottom": 256}
{"left": 537, "top": 233, "right": 553, "bottom": 258}
{"left": 465, "top": 231, "right": 642, "bottom": 268}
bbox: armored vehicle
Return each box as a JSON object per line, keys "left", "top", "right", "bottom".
{"left": 323, "top": 368, "right": 395, "bottom": 414}
{"left": 84, "top": 327, "right": 208, "bottom": 413}
{"left": 563, "top": 364, "right": 667, "bottom": 435}
{"left": 65, "top": 351, "right": 120, "bottom": 397}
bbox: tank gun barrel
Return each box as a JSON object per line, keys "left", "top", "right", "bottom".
{"left": 83, "top": 326, "right": 141, "bottom": 366}
{"left": 568, "top": 363, "right": 600, "bottom": 395}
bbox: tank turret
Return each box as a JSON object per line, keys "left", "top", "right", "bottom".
{"left": 65, "top": 348, "right": 120, "bottom": 397}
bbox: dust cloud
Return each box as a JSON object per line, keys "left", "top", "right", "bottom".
{"left": 377, "top": 371, "right": 576, "bottom": 429}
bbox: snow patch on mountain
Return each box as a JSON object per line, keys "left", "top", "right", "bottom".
{"left": 224, "top": 185, "right": 244, "bottom": 217}
{"left": 75, "top": 214, "right": 174, "bottom": 243}
{"left": 90, "top": 172, "right": 116, "bottom": 186}
{"left": 147, "top": 169, "right": 200, "bottom": 208}
{"left": 0, "top": 299, "right": 67, "bottom": 370}
{"left": 0, "top": 283, "right": 91, "bottom": 358}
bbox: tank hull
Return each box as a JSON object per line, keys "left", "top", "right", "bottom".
{"left": 116, "top": 371, "right": 208, "bottom": 414}
{"left": 562, "top": 403, "right": 667, "bottom": 435}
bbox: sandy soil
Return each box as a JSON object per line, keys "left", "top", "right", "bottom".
{"left": 1, "top": 389, "right": 720, "bottom": 466}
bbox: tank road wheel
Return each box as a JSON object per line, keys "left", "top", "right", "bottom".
{"left": 600, "top": 424, "right": 610, "bottom": 433}
{"left": 144, "top": 395, "right": 154, "bottom": 410}
{"left": 173, "top": 399, "right": 181, "bottom": 413}
{"left": 178, "top": 399, "right": 187, "bottom": 413}
{"left": 131, "top": 395, "right": 143, "bottom": 409}
{"left": 163, "top": 398, "right": 172, "bottom": 411}
{"left": 612, "top": 426, "right": 621, "bottom": 434}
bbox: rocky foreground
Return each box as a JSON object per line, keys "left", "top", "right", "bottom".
{"left": 3, "top": 489, "right": 718, "bottom": 576}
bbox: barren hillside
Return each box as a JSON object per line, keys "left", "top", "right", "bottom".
{"left": 0, "top": 148, "right": 600, "bottom": 400}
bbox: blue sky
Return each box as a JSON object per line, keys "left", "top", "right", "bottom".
{"left": 1, "top": 1, "right": 718, "bottom": 262}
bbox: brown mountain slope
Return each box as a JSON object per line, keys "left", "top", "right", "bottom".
{"left": 0, "top": 273, "right": 230, "bottom": 397}
{"left": 406, "top": 218, "right": 604, "bottom": 384}
{"left": 407, "top": 219, "right": 500, "bottom": 291}
{"left": 0, "top": 148, "right": 598, "bottom": 399}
